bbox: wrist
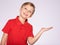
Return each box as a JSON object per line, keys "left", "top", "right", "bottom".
{"left": 40, "top": 29, "right": 44, "bottom": 34}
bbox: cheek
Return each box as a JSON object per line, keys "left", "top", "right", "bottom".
{"left": 20, "top": 9, "right": 22, "bottom": 13}
{"left": 27, "top": 14, "right": 32, "bottom": 18}
{"left": 28, "top": 12, "right": 33, "bottom": 16}
{"left": 20, "top": 9, "right": 24, "bottom": 15}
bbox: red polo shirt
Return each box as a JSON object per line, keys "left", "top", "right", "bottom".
{"left": 2, "top": 16, "right": 34, "bottom": 45}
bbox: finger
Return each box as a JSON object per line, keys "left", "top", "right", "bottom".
{"left": 47, "top": 27, "right": 53, "bottom": 30}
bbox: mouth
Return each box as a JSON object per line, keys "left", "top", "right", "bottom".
{"left": 23, "top": 12, "right": 28, "bottom": 16}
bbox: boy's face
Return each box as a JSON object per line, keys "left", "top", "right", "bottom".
{"left": 20, "top": 5, "right": 34, "bottom": 19}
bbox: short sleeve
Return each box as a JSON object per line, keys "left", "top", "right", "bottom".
{"left": 2, "top": 20, "right": 11, "bottom": 34}
{"left": 27, "top": 25, "right": 34, "bottom": 38}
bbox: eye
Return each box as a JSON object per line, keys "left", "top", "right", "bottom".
{"left": 28, "top": 11, "right": 32, "bottom": 13}
{"left": 24, "top": 8, "right": 27, "bottom": 10}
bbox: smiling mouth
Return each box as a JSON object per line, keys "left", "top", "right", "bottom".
{"left": 23, "top": 13, "right": 28, "bottom": 16}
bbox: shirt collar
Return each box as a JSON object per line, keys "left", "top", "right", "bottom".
{"left": 15, "top": 16, "right": 28, "bottom": 25}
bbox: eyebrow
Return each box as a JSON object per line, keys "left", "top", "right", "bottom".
{"left": 24, "top": 7, "right": 33, "bottom": 12}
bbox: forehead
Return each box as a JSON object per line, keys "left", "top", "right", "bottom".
{"left": 22, "top": 5, "right": 34, "bottom": 10}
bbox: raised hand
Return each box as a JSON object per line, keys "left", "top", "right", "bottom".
{"left": 41, "top": 27, "right": 53, "bottom": 32}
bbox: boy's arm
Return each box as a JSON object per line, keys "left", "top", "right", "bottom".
{"left": 27, "top": 27, "right": 53, "bottom": 45}
{"left": 1, "top": 33, "right": 8, "bottom": 45}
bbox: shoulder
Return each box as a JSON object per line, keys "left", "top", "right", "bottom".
{"left": 7, "top": 18, "right": 16, "bottom": 24}
{"left": 8, "top": 18, "right": 16, "bottom": 22}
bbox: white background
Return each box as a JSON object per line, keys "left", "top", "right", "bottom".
{"left": 0, "top": 0, "right": 60, "bottom": 45}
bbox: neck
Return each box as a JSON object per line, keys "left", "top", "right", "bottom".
{"left": 18, "top": 15, "right": 26, "bottom": 24}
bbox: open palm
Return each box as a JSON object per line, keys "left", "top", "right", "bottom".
{"left": 41, "top": 27, "right": 53, "bottom": 32}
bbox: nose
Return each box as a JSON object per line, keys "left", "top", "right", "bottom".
{"left": 25, "top": 10, "right": 29, "bottom": 13}
{"left": 24, "top": 10, "right": 28, "bottom": 15}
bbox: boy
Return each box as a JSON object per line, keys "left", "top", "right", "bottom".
{"left": 1, "top": 2, "right": 53, "bottom": 45}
